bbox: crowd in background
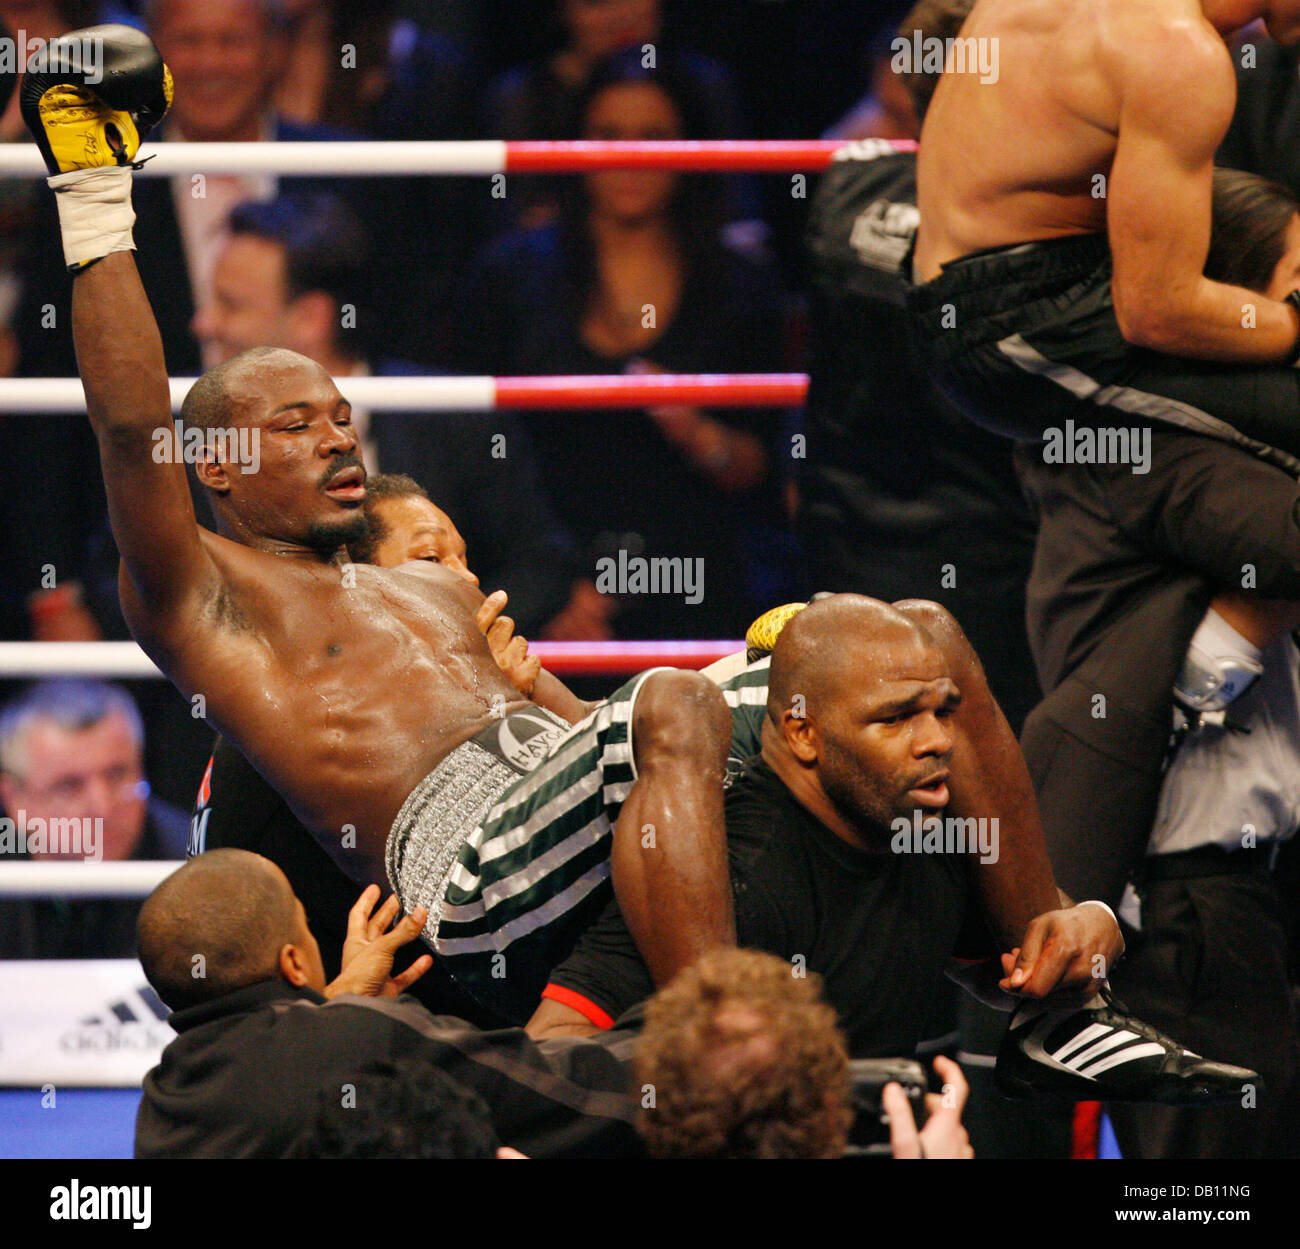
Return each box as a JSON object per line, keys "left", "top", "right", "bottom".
{"left": 0, "top": 0, "right": 917, "bottom": 815}
{"left": 0, "top": 0, "right": 1295, "bottom": 870}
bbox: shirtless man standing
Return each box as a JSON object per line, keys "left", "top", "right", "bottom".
{"left": 23, "top": 26, "right": 735, "bottom": 1022}
{"left": 909, "top": 0, "right": 1300, "bottom": 465}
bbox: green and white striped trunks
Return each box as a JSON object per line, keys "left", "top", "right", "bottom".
{"left": 719, "top": 654, "right": 770, "bottom": 778}
{"left": 386, "top": 657, "right": 772, "bottom": 1022}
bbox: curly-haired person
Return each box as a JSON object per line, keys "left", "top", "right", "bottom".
{"left": 634, "top": 948, "right": 972, "bottom": 1159}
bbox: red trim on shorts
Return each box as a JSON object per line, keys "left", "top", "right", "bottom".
{"left": 541, "top": 983, "right": 616, "bottom": 1030}
{"left": 1072, "top": 1101, "right": 1102, "bottom": 1159}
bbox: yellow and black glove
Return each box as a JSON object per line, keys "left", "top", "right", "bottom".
{"left": 20, "top": 25, "right": 172, "bottom": 271}
{"left": 21, "top": 23, "right": 171, "bottom": 173}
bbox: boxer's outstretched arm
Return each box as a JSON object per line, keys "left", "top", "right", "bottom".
{"left": 1106, "top": 20, "right": 1299, "bottom": 362}
{"left": 899, "top": 600, "right": 1123, "bottom": 998}
{"left": 73, "top": 253, "right": 212, "bottom": 629}
{"left": 892, "top": 600, "right": 1056, "bottom": 939}
{"left": 894, "top": 601, "right": 1123, "bottom": 994}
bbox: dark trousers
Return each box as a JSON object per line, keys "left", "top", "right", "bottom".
{"left": 906, "top": 233, "right": 1300, "bottom": 474}
{"left": 1107, "top": 871, "right": 1300, "bottom": 1159}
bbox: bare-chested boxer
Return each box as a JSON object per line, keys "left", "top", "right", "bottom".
{"left": 23, "top": 26, "right": 735, "bottom": 1021}
{"left": 198, "top": 472, "right": 1131, "bottom": 1031}
{"left": 908, "top": 0, "right": 1300, "bottom": 467}
{"left": 30, "top": 25, "right": 1129, "bottom": 1029}
{"left": 191, "top": 474, "right": 545, "bottom": 1011}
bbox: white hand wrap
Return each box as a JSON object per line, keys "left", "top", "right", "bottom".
{"left": 47, "top": 166, "right": 137, "bottom": 272}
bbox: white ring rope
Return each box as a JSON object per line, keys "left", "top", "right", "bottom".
{"left": 0, "top": 640, "right": 745, "bottom": 679}
{"left": 0, "top": 138, "right": 885, "bottom": 178}
{"left": 0, "top": 859, "right": 180, "bottom": 898}
{"left": 0, "top": 141, "right": 510, "bottom": 177}
{"left": 0, "top": 374, "right": 807, "bottom": 413}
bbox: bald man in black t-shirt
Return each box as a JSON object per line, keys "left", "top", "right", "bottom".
{"left": 538, "top": 597, "right": 1256, "bottom": 1110}
{"left": 545, "top": 750, "right": 984, "bottom": 1056}
{"left": 543, "top": 596, "right": 993, "bottom": 1056}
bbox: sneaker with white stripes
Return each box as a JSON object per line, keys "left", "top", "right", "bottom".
{"left": 995, "top": 989, "right": 1259, "bottom": 1104}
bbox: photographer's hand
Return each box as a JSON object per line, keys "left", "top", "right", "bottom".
{"left": 885, "top": 1056, "right": 974, "bottom": 1159}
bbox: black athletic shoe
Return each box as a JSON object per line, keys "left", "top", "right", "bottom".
{"left": 995, "top": 989, "right": 1260, "bottom": 1105}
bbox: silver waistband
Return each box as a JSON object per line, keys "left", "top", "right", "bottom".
{"left": 384, "top": 739, "right": 519, "bottom": 943}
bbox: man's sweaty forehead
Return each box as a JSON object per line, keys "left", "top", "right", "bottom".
{"left": 858, "top": 672, "right": 961, "bottom": 719}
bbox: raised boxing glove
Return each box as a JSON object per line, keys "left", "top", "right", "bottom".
{"left": 21, "top": 24, "right": 171, "bottom": 174}
{"left": 21, "top": 25, "right": 172, "bottom": 271}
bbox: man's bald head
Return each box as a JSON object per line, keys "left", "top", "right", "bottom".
{"left": 137, "top": 849, "right": 302, "bottom": 1010}
{"left": 763, "top": 595, "right": 959, "bottom": 838}
{"left": 766, "top": 594, "right": 932, "bottom": 726}
{"left": 180, "top": 346, "right": 321, "bottom": 432}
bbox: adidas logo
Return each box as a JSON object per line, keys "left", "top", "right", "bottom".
{"left": 1019, "top": 1011, "right": 1169, "bottom": 1081}
{"left": 61, "top": 984, "right": 172, "bottom": 1053}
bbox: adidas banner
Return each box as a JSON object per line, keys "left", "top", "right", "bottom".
{"left": 0, "top": 961, "right": 172, "bottom": 1087}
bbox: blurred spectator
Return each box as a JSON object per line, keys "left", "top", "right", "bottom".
{"left": 273, "top": 0, "right": 473, "bottom": 140}
{"left": 16, "top": 0, "right": 456, "bottom": 380}
{"left": 483, "top": 0, "right": 749, "bottom": 232}
{"left": 145, "top": 0, "right": 443, "bottom": 367}
{"left": 183, "top": 192, "right": 590, "bottom": 638}
{"left": 0, "top": 680, "right": 188, "bottom": 958}
{"left": 462, "top": 50, "right": 790, "bottom": 640}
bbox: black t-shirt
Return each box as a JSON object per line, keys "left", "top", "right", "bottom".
{"left": 191, "top": 737, "right": 507, "bottom": 1028}
{"left": 547, "top": 759, "right": 991, "bottom": 1057}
